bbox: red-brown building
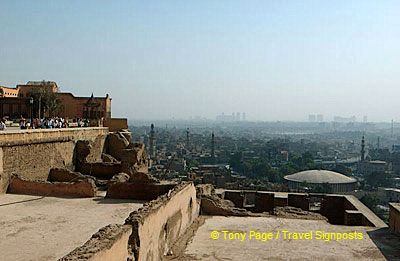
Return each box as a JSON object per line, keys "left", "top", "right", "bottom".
{"left": 0, "top": 81, "right": 111, "bottom": 120}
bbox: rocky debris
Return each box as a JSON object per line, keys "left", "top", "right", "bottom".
{"left": 200, "top": 195, "right": 250, "bottom": 216}
{"left": 104, "top": 130, "right": 158, "bottom": 184}
{"left": 8, "top": 174, "right": 97, "bottom": 198}
{"left": 74, "top": 140, "right": 91, "bottom": 171}
{"left": 274, "top": 206, "right": 328, "bottom": 220}
{"left": 101, "top": 153, "right": 119, "bottom": 163}
{"left": 120, "top": 144, "right": 157, "bottom": 183}
{"left": 196, "top": 184, "right": 215, "bottom": 197}
{"left": 129, "top": 171, "right": 159, "bottom": 184}
{"left": 119, "top": 129, "right": 132, "bottom": 144}
{"left": 79, "top": 162, "right": 122, "bottom": 179}
{"left": 48, "top": 168, "right": 88, "bottom": 183}
{"left": 109, "top": 172, "right": 130, "bottom": 183}
{"left": 106, "top": 132, "right": 130, "bottom": 161}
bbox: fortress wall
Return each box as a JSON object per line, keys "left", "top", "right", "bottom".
{"left": 0, "top": 127, "right": 108, "bottom": 193}
{"left": 126, "top": 182, "right": 200, "bottom": 261}
{"left": 389, "top": 203, "right": 400, "bottom": 234}
{"left": 61, "top": 182, "right": 199, "bottom": 261}
{"left": 8, "top": 176, "right": 97, "bottom": 198}
{"left": 60, "top": 225, "right": 132, "bottom": 261}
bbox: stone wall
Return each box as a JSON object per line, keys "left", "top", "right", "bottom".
{"left": 103, "top": 118, "right": 128, "bottom": 132}
{"left": 389, "top": 203, "right": 400, "bottom": 234}
{"left": 8, "top": 175, "right": 97, "bottom": 198}
{"left": 125, "top": 182, "right": 199, "bottom": 261}
{"left": 106, "top": 182, "right": 176, "bottom": 200}
{"left": 288, "top": 194, "right": 310, "bottom": 211}
{"left": 224, "top": 191, "right": 244, "bottom": 208}
{"left": 0, "top": 128, "right": 108, "bottom": 193}
{"left": 60, "top": 225, "right": 132, "bottom": 261}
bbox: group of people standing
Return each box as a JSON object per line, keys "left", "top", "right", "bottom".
{"left": 18, "top": 117, "right": 90, "bottom": 130}
{"left": 0, "top": 117, "right": 96, "bottom": 131}
{"left": 0, "top": 119, "right": 6, "bottom": 131}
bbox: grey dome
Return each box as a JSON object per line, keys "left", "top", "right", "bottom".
{"left": 284, "top": 170, "right": 356, "bottom": 184}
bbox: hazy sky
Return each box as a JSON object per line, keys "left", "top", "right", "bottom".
{"left": 0, "top": 1, "right": 399, "bottom": 121}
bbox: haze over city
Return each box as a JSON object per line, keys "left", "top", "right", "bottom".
{"left": 1, "top": 0, "right": 399, "bottom": 121}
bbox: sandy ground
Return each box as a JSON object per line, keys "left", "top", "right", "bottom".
{"left": 0, "top": 194, "right": 143, "bottom": 261}
{"left": 181, "top": 216, "right": 400, "bottom": 261}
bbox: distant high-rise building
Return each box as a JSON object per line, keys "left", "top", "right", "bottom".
{"left": 309, "top": 114, "right": 316, "bottom": 122}
{"left": 236, "top": 112, "right": 240, "bottom": 121}
{"left": 242, "top": 112, "right": 246, "bottom": 121}
{"left": 317, "top": 114, "right": 324, "bottom": 122}
{"left": 216, "top": 112, "right": 236, "bottom": 122}
{"left": 363, "top": 116, "right": 368, "bottom": 123}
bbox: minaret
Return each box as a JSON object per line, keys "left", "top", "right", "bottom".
{"left": 361, "top": 136, "right": 365, "bottom": 162}
{"left": 211, "top": 132, "right": 215, "bottom": 163}
{"left": 149, "top": 124, "right": 156, "bottom": 159}
{"left": 391, "top": 120, "right": 394, "bottom": 137}
{"left": 186, "top": 128, "right": 190, "bottom": 149}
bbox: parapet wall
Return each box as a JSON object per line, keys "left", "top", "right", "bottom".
{"left": 126, "top": 182, "right": 200, "bottom": 260}
{"left": 389, "top": 203, "right": 400, "bottom": 234}
{"left": 61, "top": 182, "right": 200, "bottom": 261}
{"left": 0, "top": 128, "right": 108, "bottom": 193}
{"left": 221, "top": 190, "right": 386, "bottom": 227}
{"left": 60, "top": 225, "right": 132, "bottom": 261}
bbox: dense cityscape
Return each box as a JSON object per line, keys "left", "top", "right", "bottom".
{"left": 131, "top": 119, "right": 400, "bottom": 222}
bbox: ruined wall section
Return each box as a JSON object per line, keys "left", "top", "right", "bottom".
{"left": 60, "top": 182, "right": 200, "bottom": 261}
{"left": 0, "top": 128, "right": 108, "bottom": 193}
{"left": 125, "top": 182, "right": 200, "bottom": 261}
{"left": 389, "top": 203, "right": 400, "bottom": 234}
{"left": 60, "top": 225, "right": 132, "bottom": 261}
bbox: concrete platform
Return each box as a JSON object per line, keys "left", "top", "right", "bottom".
{"left": 0, "top": 194, "right": 143, "bottom": 261}
{"left": 182, "top": 216, "right": 400, "bottom": 260}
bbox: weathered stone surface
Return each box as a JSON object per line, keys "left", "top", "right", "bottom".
{"left": 124, "top": 182, "right": 199, "bottom": 261}
{"left": 0, "top": 128, "right": 108, "bottom": 194}
{"left": 120, "top": 144, "right": 157, "bottom": 183}
{"left": 59, "top": 224, "right": 133, "bottom": 261}
{"left": 129, "top": 171, "right": 158, "bottom": 183}
{"left": 106, "top": 182, "right": 176, "bottom": 200}
{"left": 8, "top": 175, "right": 97, "bottom": 198}
{"left": 74, "top": 140, "right": 91, "bottom": 171}
{"left": 80, "top": 162, "right": 122, "bottom": 179}
{"left": 101, "top": 153, "right": 119, "bottom": 163}
{"left": 48, "top": 168, "right": 87, "bottom": 182}
{"left": 109, "top": 172, "right": 130, "bottom": 183}
{"left": 201, "top": 195, "right": 248, "bottom": 216}
{"left": 196, "top": 184, "right": 215, "bottom": 197}
{"left": 119, "top": 130, "right": 132, "bottom": 144}
{"left": 106, "top": 132, "right": 130, "bottom": 161}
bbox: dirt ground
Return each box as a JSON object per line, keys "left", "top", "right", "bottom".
{"left": 0, "top": 193, "right": 143, "bottom": 261}
{"left": 177, "top": 216, "right": 400, "bottom": 260}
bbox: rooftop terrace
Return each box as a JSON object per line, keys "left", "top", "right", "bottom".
{"left": 178, "top": 216, "right": 400, "bottom": 260}
{"left": 0, "top": 194, "right": 143, "bottom": 261}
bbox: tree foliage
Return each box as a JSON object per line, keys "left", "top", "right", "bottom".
{"left": 28, "top": 88, "right": 63, "bottom": 117}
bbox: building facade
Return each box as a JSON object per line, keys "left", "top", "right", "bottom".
{"left": 0, "top": 81, "right": 111, "bottom": 120}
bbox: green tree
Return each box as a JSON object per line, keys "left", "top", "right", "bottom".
{"left": 364, "top": 172, "right": 391, "bottom": 188}
{"left": 29, "top": 88, "right": 63, "bottom": 118}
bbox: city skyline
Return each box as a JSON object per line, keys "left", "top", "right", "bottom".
{"left": 1, "top": 1, "right": 399, "bottom": 122}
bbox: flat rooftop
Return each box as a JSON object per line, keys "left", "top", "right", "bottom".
{"left": 181, "top": 216, "right": 400, "bottom": 260}
{"left": 0, "top": 194, "right": 142, "bottom": 261}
